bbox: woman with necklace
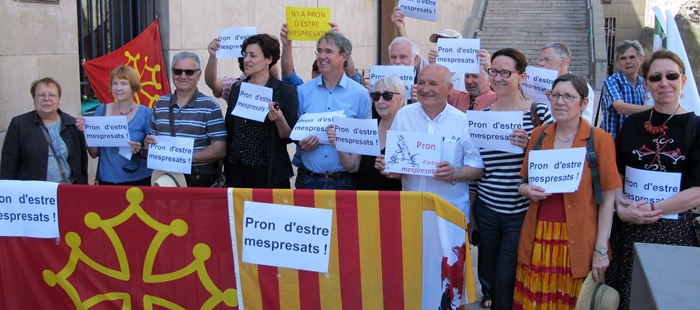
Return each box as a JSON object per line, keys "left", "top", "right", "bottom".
{"left": 1, "top": 77, "right": 87, "bottom": 183}
{"left": 326, "top": 75, "right": 402, "bottom": 190}
{"left": 607, "top": 49, "right": 699, "bottom": 310}
{"left": 514, "top": 74, "right": 621, "bottom": 309}
{"left": 78, "top": 65, "right": 153, "bottom": 185}
{"left": 470, "top": 48, "right": 553, "bottom": 310}
{"left": 225, "top": 34, "right": 298, "bottom": 188}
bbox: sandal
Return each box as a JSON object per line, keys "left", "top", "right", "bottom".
{"left": 479, "top": 293, "right": 492, "bottom": 309}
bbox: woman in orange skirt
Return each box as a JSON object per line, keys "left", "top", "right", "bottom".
{"left": 513, "top": 74, "right": 621, "bottom": 309}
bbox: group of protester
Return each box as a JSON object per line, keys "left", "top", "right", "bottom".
{"left": 1, "top": 7, "right": 698, "bottom": 310}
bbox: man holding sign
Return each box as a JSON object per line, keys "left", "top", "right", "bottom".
{"left": 295, "top": 31, "right": 372, "bottom": 190}
{"left": 146, "top": 52, "right": 227, "bottom": 187}
{"left": 539, "top": 43, "right": 594, "bottom": 122}
{"left": 377, "top": 64, "right": 484, "bottom": 215}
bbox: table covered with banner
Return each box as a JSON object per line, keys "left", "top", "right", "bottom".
{"left": 0, "top": 182, "right": 475, "bottom": 309}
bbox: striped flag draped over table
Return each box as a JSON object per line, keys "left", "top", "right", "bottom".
{"left": 230, "top": 189, "right": 475, "bottom": 310}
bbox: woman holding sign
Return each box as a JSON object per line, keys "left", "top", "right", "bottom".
{"left": 326, "top": 75, "right": 403, "bottom": 190}
{"left": 77, "top": 65, "right": 153, "bottom": 185}
{"left": 514, "top": 74, "right": 620, "bottom": 309}
{"left": 1, "top": 77, "right": 87, "bottom": 183}
{"left": 607, "top": 50, "right": 699, "bottom": 310}
{"left": 471, "top": 48, "right": 553, "bottom": 309}
{"left": 225, "top": 34, "right": 298, "bottom": 188}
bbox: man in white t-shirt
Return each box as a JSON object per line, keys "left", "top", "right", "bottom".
{"left": 540, "top": 42, "right": 595, "bottom": 122}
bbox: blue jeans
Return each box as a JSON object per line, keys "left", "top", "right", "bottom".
{"left": 297, "top": 173, "right": 357, "bottom": 190}
{"left": 473, "top": 197, "right": 526, "bottom": 310}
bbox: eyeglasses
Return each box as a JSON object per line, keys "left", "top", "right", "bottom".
{"left": 172, "top": 68, "right": 199, "bottom": 76}
{"left": 647, "top": 72, "right": 682, "bottom": 83}
{"left": 36, "top": 93, "right": 58, "bottom": 100}
{"left": 121, "top": 162, "right": 140, "bottom": 173}
{"left": 548, "top": 93, "right": 580, "bottom": 103}
{"left": 486, "top": 68, "right": 513, "bottom": 78}
{"left": 370, "top": 91, "right": 400, "bottom": 101}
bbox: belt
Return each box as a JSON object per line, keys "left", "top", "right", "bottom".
{"left": 299, "top": 168, "right": 351, "bottom": 180}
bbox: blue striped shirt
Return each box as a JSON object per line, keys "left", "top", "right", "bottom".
{"left": 601, "top": 72, "right": 646, "bottom": 139}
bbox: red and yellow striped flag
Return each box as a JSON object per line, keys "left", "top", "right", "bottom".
{"left": 231, "top": 189, "right": 475, "bottom": 309}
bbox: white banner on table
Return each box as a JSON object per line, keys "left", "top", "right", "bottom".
{"left": 624, "top": 166, "right": 681, "bottom": 220}
{"left": 232, "top": 82, "right": 273, "bottom": 122}
{"left": 290, "top": 110, "right": 345, "bottom": 144}
{"left": 385, "top": 130, "right": 442, "bottom": 176}
{"left": 466, "top": 111, "right": 524, "bottom": 154}
{"left": 146, "top": 136, "right": 194, "bottom": 174}
{"left": 242, "top": 201, "right": 333, "bottom": 272}
{"left": 522, "top": 66, "right": 558, "bottom": 104}
{"left": 398, "top": 0, "right": 438, "bottom": 22}
{"left": 216, "top": 26, "right": 256, "bottom": 58}
{"left": 332, "top": 117, "right": 380, "bottom": 156}
{"left": 83, "top": 116, "right": 131, "bottom": 147}
{"left": 528, "top": 147, "right": 586, "bottom": 193}
{"left": 436, "top": 39, "right": 480, "bottom": 74}
{"left": 0, "top": 180, "right": 59, "bottom": 238}
{"left": 369, "top": 65, "right": 414, "bottom": 94}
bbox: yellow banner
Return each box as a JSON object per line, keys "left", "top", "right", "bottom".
{"left": 285, "top": 7, "right": 331, "bottom": 41}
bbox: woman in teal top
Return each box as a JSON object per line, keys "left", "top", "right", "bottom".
{"left": 78, "top": 65, "right": 152, "bottom": 185}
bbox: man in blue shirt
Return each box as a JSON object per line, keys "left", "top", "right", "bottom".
{"left": 601, "top": 40, "right": 651, "bottom": 139}
{"left": 295, "top": 31, "right": 372, "bottom": 190}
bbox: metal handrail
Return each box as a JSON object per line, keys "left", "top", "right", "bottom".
{"left": 587, "top": 0, "right": 595, "bottom": 85}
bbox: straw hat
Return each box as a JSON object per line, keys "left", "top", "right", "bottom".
{"left": 429, "top": 29, "right": 463, "bottom": 43}
{"left": 151, "top": 170, "right": 187, "bottom": 187}
{"left": 575, "top": 271, "right": 619, "bottom": 310}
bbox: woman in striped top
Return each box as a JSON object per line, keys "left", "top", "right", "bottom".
{"left": 471, "top": 48, "right": 553, "bottom": 309}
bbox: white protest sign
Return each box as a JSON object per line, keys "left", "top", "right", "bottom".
{"left": 332, "top": 117, "right": 380, "bottom": 156}
{"left": 624, "top": 166, "right": 680, "bottom": 220}
{"left": 119, "top": 147, "right": 132, "bottom": 160}
{"left": 146, "top": 136, "right": 194, "bottom": 174}
{"left": 83, "top": 116, "right": 131, "bottom": 147}
{"left": 0, "top": 180, "right": 59, "bottom": 238}
{"left": 242, "top": 201, "right": 333, "bottom": 272}
{"left": 385, "top": 130, "right": 442, "bottom": 176}
{"left": 398, "top": 0, "right": 438, "bottom": 22}
{"left": 369, "top": 65, "right": 414, "bottom": 94}
{"left": 522, "top": 66, "right": 558, "bottom": 104}
{"left": 216, "top": 26, "right": 256, "bottom": 59}
{"left": 466, "top": 111, "right": 524, "bottom": 154}
{"left": 528, "top": 147, "right": 586, "bottom": 193}
{"left": 232, "top": 82, "right": 273, "bottom": 122}
{"left": 290, "top": 110, "right": 345, "bottom": 144}
{"left": 436, "top": 39, "right": 480, "bottom": 73}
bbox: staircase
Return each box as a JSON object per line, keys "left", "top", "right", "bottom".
{"left": 477, "top": 0, "right": 591, "bottom": 80}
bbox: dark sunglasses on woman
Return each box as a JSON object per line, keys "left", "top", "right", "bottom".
{"left": 370, "top": 91, "right": 399, "bottom": 102}
{"left": 646, "top": 72, "right": 682, "bottom": 82}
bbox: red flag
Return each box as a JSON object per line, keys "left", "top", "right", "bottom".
{"left": 83, "top": 20, "right": 170, "bottom": 108}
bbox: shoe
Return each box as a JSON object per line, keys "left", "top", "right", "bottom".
{"left": 480, "top": 293, "right": 492, "bottom": 309}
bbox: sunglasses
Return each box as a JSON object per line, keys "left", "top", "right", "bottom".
{"left": 647, "top": 72, "right": 682, "bottom": 82}
{"left": 122, "top": 162, "right": 140, "bottom": 173}
{"left": 172, "top": 68, "right": 199, "bottom": 76}
{"left": 370, "top": 91, "right": 400, "bottom": 101}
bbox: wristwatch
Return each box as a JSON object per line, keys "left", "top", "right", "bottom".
{"left": 594, "top": 248, "right": 608, "bottom": 255}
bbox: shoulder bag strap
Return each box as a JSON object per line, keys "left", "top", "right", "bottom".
{"left": 587, "top": 126, "right": 602, "bottom": 204}
{"left": 40, "top": 124, "right": 70, "bottom": 183}
{"left": 532, "top": 124, "right": 551, "bottom": 151}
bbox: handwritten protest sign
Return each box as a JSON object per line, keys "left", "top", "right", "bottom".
{"left": 436, "top": 39, "right": 480, "bottom": 73}
{"left": 369, "top": 65, "right": 414, "bottom": 94}
{"left": 332, "top": 117, "right": 380, "bottom": 156}
{"left": 232, "top": 82, "right": 273, "bottom": 122}
{"left": 285, "top": 7, "right": 331, "bottom": 41}
{"left": 0, "top": 180, "right": 59, "bottom": 238}
{"left": 146, "top": 136, "right": 194, "bottom": 174}
{"left": 290, "top": 111, "right": 345, "bottom": 144}
{"left": 398, "top": 0, "right": 438, "bottom": 22}
{"left": 242, "top": 201, "right": 333, "bottom": 272}
{"left": 624, "top": 166, "right": 680, "bottom": 220}
{"left": 528, "top": 147, "right": 586, "bottom": 193}
{"left": 385, "top": 130, "right": 442, "bottom": 176}
{"left": 83, "top": 116, "right": 131, "bottom": 147}
{"left": 522, "top": 66, "right": 558, "bottom": 105}
{"left": 466, "top": 111, "right": 523, "bottom": 153}
{"left": 216, "top": 26, "right": 256, "bottom": 58}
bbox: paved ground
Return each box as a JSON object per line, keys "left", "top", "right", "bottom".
{"left": 465, "top": 245, "right": 486, "bottom": 310}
